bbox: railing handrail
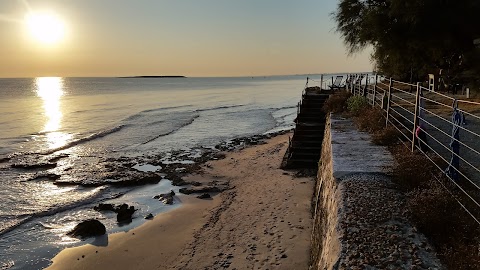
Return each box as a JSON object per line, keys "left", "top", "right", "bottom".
{"left": 342, "top": 73, "right": 480, "bottom": 226}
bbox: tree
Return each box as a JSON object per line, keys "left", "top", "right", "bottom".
{"left": 334, "top": 0, "right": 480, "bottom": 85}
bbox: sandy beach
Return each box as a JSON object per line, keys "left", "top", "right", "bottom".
{"left": 47, "top": 133, "right": 314, "bottom": 270}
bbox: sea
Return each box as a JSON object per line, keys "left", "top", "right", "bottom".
{"left": 0, "top": 75, "right": 329, "bottom": 269}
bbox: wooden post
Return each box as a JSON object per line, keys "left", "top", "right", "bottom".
{"left": 411, "top": 82, "right": 421, "bottom": 152}
{"left": 385, "top": 78, "right": 393, "bottom": 127}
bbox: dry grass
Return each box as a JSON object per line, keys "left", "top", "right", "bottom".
{"left": 352, "top": 103, "right": 480, "bottom": 269}
{"left": 391, "top": 145, "right": 441, "bottom": 191}
{"left": 372, "top": 126, "right": 400, "bottom": 146}
{"left": 322, "top": 90, "right": 352, "bottom": 113}
{"left": 391, "top": 145, "right": 480, "bottom": 269}
{"left": 354, "top": 107, "right": 384, "bottom": 133}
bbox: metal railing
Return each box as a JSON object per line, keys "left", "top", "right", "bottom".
{"left": 347, "top": 74, "right": 480, "bottom": 224}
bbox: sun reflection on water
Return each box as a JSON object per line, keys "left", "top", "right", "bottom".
{"left": 35, "top": 77, "right": 72, "bottom": 148}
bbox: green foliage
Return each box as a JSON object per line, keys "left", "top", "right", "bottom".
{"left": 346, "top": 96, "right": 368, "bottom": 115}
{"left": 334, "top": 0, "right": 480, "bottom": 84}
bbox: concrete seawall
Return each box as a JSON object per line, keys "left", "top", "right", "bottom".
{"left": 310, "top": 115, "right": 443, "bottom": 269}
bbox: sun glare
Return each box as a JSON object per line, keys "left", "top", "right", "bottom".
{"left": 35, "top": 77, "right": 72, "bottom": 149}
{"left": 25, "top": 12, "right": 65, "bottom": 45}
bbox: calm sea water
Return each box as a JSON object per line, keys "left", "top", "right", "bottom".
{"left": 0, "top": 75, "right": 325, "bottom": 269}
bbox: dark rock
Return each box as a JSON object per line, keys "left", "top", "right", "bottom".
{"left": 0, "top": 156, "right": 11, "bottom": 163}
{"left": 11, "top": 162, "right": 57, "bottom": 170}
{"left": 179, "top": 185, "right": 227, "bottom": 195}
{"left": 48, "top": 154, "right": 69, "bottom": 163}
{"left": 67, "top": 219, "right": 106, "bottom": 238}
{"left": 94, "top": 203, "right": 116, "bottom": 212}
{"left": 189, "top": 181, "right": 202, "bottom": 186}
{"left": 109, "top": 173, "right": 161, "bottom": 187}
{"left": 197, "top": 193, "right": 211, "bottom": 199}
{"left": 165, "top": 173, "right": 187, "bottom": 186}
{"left": 145, "top": 213, "right": 154, "bottom": 219}
{"left": 116, "top": 204, "right": 136, "bottom": 223}
{"left": 154, "top": 190, "right": 175, "bottom": 205}
{"left": 30, "top": 173, "right": 61, "bottom": 181}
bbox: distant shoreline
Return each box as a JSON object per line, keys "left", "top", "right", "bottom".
{"left": 117, "top": 76, "right": 186, "bottom": 79}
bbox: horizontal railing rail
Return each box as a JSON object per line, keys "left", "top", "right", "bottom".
{"left": 343, "top": 74, "right": 480, "bottom": 225}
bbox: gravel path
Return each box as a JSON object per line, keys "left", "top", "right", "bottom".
{"left": 338, "top": 173, "right": 443, "bottom": 269}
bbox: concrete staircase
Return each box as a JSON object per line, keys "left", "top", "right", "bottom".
{"left": 282, "top": 90, "right": 330, "bottom": 169}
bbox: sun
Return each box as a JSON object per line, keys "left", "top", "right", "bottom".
{"left": 25, "top": 12, "right": 65, "bottom": 45}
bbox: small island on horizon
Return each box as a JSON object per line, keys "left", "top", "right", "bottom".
{"left": 118, "top": 75, "right": 186, "bottom": 79}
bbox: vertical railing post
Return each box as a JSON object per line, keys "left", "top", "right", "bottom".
{"left": 350, "top": 75, "right": 357, "bottom": 96}
{"left": 351, "top": 74, "right": 354, "bottom": 95}
{"left": 373, "top": 74, "right": 378, "bottom": 107}
{"left": 411, "top": 82, "right": 421, "bottom": 152}
{"left": 363, "top": 74, "right": 368, "bottom": 97}
{"left": 356, "top": 74, "right": 360, "bottom": 95}
{"left": 451, "top": 105, "right": 460, "bottom": 181}
{"left": 345, "top": 75, "right": 349, "bottom": 92}
{"left": 320, "top": 74, "right": 323, "bottom": 91}
{"left": 385, "top": 78, "right": 393, "bottom": 127}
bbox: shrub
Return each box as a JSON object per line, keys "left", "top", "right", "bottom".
{"left": 372, "top": 126, "right": 400, "bottom": 146}
{"left": 391, "top": 145, "right": 439, "bottom": 191}
{"left": 406, "top": 180, "right": 480, "bottom": 269}
{"left": 346, "top": 96, "right": 368, "bottom": 115}
{"left": 391, "top": 144, "right": 480, "bottom": 269}
{"left": 354, "top": 108, "right": 384, "bottom": 133}
{"left": 322, "top": 91, "right": 352, "bottom": 113}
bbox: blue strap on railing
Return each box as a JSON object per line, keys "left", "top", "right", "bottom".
{"left": 445, "top": 99, "right": 464, "bottom": 181}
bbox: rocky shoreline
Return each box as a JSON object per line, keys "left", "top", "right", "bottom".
{"left": 1, "top": 130, "right": 291, "bottom": 239}
{"left": 5, "top": 130, "right": 290, "bottom": 188}
{"left": 46, "top": 131, "right": 314, "bottom": 270}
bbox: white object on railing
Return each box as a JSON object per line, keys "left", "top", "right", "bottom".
{"left": 428, "top": 74, "right": 435, "bottom": 92}
{"left": 466, "top": 88, "right": 470, "bottom": 99}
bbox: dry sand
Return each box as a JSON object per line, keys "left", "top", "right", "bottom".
{"left": 47, "top": 133, "right": 314, "bottom": 270}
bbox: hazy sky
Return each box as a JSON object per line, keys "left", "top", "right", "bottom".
{"left": 0, "top": 0, "right": 372, "bottom": 78}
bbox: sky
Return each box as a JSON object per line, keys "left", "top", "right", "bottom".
{"left": 0, "top": 0, "right": 372, "bottom": 78}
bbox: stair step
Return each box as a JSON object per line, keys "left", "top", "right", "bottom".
{"left": 292, "top": 142, "right": 323, "bottom": 148}
{"left": 294, "top": 128, "right": 325, "bottom": 133}
{"left": 284, "top": 159, "right": 319, "bottom": 169}
{"left": 290, "top": 146, "right": 322, "bottom": 151}
{"left": 294, "top": 131, "right": 324, "bottom": 136}
{"left": 295, "top": 124, "right": 325, "bottom": 128}
{"left": 290, "top": 152, "right": 321, "bottom": 157}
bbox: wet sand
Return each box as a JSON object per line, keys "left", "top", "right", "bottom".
{"left": 47, "top": 133, "right": 314, "bottom": 270}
